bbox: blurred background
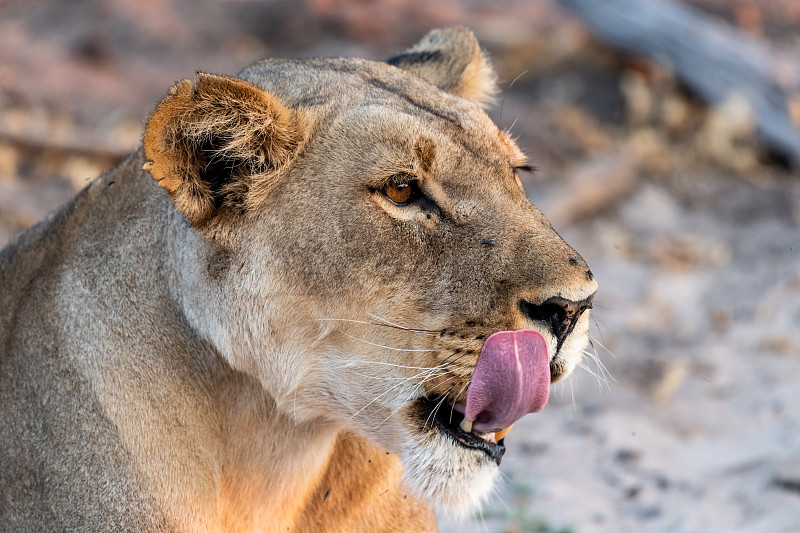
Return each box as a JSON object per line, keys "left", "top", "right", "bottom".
{"left": 1, "top": 0, "right": 799, "bottom": 531}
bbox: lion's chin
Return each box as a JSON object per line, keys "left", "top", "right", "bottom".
{"left": 382, "top": 396, "right": 502, "bottom": 514}
{"left": 399, "top": 436, "right": 500, "bottom": 514}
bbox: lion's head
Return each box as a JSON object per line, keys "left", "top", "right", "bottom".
{"left": 143, "top": 27, "right": 597, "bottom": 513}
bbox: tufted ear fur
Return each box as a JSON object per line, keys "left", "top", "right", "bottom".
{"left": 387, "top": 27, "right": 498, "bottom": 109}
{"left": 143, "top": 73, "right": 308, "bottom": 226}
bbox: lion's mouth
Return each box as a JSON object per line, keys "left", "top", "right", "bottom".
{"left": 419, "top": 396, "right": 507, "bottom": 465}
{"left": 413, "top": 329, "right": 554, "bottom": 466}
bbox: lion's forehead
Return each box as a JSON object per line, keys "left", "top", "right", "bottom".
{"left": 240, "top": 57, "right": 473, "bottom": 109}
{"left": 238, "top": 57, "right": 517, "bottom": 163}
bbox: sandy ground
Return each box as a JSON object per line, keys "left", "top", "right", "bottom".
{"left": 1, "top": 1, "right": 799, "bottom": 531}
{"left": 444, "top": 169, "right": 800, "bottom": 533}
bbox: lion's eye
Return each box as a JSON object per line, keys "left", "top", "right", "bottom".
{"left": 384, "top": 181, "right": 417, "bottom": 206}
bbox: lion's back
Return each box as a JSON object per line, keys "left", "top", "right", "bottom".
{"left": 0, "top": 157, "right": 173, "bottom": 532}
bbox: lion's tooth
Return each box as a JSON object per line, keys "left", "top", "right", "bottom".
{"left": 459, "top": 419, "right": 473, "bottom": 433}
{"left": 495, "top": 425, "right": 513, "bottom": 441}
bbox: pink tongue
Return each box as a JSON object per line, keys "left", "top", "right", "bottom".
{"left": 465, "top": 330, "right": 550, "bottom": 432}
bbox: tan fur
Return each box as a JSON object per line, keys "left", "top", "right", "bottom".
{"left": 0, "top": 27, "right": 596, "bottom": 532}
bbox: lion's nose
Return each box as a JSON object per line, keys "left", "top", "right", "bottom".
{"left": 519, "top": 294, "right": 594, "bottom": 351}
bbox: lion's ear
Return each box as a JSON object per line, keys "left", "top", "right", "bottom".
{"left": 387, "top": 27, "right": 497, "bottom": 110}
{"left": 143, "top": 73, "right": 307, "bottom": 226}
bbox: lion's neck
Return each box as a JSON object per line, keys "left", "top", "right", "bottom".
{"left": 211, "top": 371, "right": 437, "bottom": 533}
{"left": 213, "top": 372, "right": 341, "bottom": 532}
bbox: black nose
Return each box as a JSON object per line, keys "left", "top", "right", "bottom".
{"left": 520, "top": 295, "right": 594, "bottom": 351}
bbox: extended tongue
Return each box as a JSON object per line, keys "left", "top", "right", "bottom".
{"left": 464, "top": 330, "right": 550, "bottom": 432}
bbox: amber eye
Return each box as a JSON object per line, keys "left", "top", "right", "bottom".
{"left": 384, "top": 181, "right": 416, "bottom": 206}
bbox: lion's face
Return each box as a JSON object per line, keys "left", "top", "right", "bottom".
{"left": 144, "top": 28, "right": 597, "bottom": 512}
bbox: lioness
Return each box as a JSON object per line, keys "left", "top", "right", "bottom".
{"left": 0, "top": 27, "right": 597, "bottom": 532}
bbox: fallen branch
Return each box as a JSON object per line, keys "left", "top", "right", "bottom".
{"left": 557, "top": 0, "right": 800, "bottom": 167}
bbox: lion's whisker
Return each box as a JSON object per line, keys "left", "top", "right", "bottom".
{"left": 440, "top": 350, "right": 473, "bottom": 366}
{"left": 569, "top": 375, "right": 576, "bottom": 411}
{"left": 590, "top": 315, "right": 613, "bottom": 343}
{"left": 336, "top": 359, "right": 447, "bottom": 371}
{"left": 379, "top": 324, "right": 440, "bottom": 336}
{"left": 317, "top": 317, "right": 376, "bottom": 325}
{"left": 351, "top": 367, "right": 445, "bottom": 419}
{"left": 398, "top": 368, "right": 453, "bottom": 405}
{"left": 578, "top": 361, "right": 610, "bottom": 392}
{"left": 583, "top": 349, "right": 616, "bottom": 384}
{"left": 446, "top": 379, "right": 471, "bottom": 424}
{"left": 374, "top": 377, "right": 455, "bottom": 431}
{"left": 318, "top": 317, "right": 440, "bottom": 336}
{"left": 588, "top": 334, "right": 616, "bottom": 359}
{"left": 423, "top": 385, "right": 456, "bottom": 431}
{"left": 351, "top": 378, "right": 416, "bottom": 420}
{"left": 352, "top": 363, "right": 452, "bottom": 421}
{"left": 366, "top": 313, "right": 443, "bottom": 335}
{"left": 341, "top": 333, "right": 438, "bottom": 352}
{"left": 552, "top": 379, "right": 563, "bottom": 401}
{"left": 345, "top": 369, "right": 444, "bottom": 381}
